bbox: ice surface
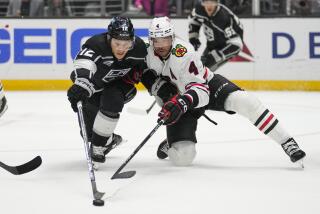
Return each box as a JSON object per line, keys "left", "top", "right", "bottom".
{"left": 0, "top": 91, "right": 320, "bottom": 214}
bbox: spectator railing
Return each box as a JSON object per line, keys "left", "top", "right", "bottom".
{"left": 66, "top": 0, "right": 125, "bottom": 17}
{"left": 0, "top": 0, "right": 9, "bottom": 17}
{"left": 0, "top": 0, "right": 318, "bottom": 17}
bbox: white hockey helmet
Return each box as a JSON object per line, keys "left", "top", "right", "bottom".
{"left": 149, "top": 16, "right": 174, "bottom": 39}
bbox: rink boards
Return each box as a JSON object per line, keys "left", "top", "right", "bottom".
{"left": 0, "top": 18, "right": 319, "bottom": 90}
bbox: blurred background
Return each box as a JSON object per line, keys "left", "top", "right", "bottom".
{"left": 0, "top": 0, "right": 319, "bottom": 91}
{"left": 0, "top": 0, "right": 320, "bottom": 17}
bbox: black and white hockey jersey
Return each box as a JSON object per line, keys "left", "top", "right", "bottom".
{"left": 189, "top": 3, "right": 244, "bottom": 56}
{"left": 70, "top": 33, "right": 148, "bottom": 93}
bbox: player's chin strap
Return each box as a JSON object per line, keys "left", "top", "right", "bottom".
{"left": 203, "top": 113, "right": 218, "bottom": 125}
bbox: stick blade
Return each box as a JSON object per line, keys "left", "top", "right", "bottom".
{"left": 15, "top": 156, "right": 42, "bottom": 175}
{"left": 0, "top": 156, "right": 42, "bottom": 175}
{"left": 111, "top": 170, "right": 136, "bottom": 179}
{"left": 94, "top": 191, "right": 105, "bottom": 200}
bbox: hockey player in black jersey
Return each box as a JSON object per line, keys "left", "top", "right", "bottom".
{"left": 144, "top": 17, "right": 306, "bottom": 167}
{"left": 189, "top": 0, "right": 243, "bottom": 71}
{"left": 0, "top": 81, "right": 8, "bottom": 118}
{"left": 67, "top": 17, "right": 148, "bottom": 164}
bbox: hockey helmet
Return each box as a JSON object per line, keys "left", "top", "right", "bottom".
{"left": 149, "top": 16, "right": 174, "bottom": 39}
{"left": 107, "top": 17, "right": 134, "bottom": 41}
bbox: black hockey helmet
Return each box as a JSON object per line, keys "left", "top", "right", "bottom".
{"left": 107, "top": 17, "right": 134, "bottom": 41}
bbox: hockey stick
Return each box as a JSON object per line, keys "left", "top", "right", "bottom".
{"left": 111, "top": 119, "right": 164, "bottom": 179}
{"left": 77, "top": 102, "right": 105, "bottom": 206}
{"left": 0, "top": 156, "right": 42, "bottom": 175}
{"left": 127, "top": 100, "right": 156, "bottom": 115}
{"left": 203, "top": 113, "right": 218, "bottom": 125}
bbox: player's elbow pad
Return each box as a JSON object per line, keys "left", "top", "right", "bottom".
{"left": 227, "top": 36, "right": 243, "bottom": 50}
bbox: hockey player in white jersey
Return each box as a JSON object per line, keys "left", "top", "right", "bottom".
{"left": 143, "top": 17, "right": 211, "bottom": 166}
{"left": 0, "top": 81, "right": 8, "bottom": 118}
{"left": 144, "top": 17, "right": 306, "bottom": 167}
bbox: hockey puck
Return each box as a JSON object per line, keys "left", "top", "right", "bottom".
{"left": 92, "top": 199, "right": 104, "bottom": 206}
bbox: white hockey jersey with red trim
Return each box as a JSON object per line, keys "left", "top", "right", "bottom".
{"left": 146, "top": 37, "right": 212, "bottom": 108}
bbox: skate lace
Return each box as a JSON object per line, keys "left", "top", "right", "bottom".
{"left": 282, "top": 140, "right": 299, "bottom": 156}
{"left": 92, "top": 146, "right": 107, "bottom": 156}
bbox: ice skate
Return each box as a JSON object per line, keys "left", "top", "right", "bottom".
{"left": 91, "top": 133, "right": 123, "bottom": 164}
{"left": 281, "top": 138, "right": 306, "bottom": 168}
{"left": 157, "top": 139, "right": 170, "bottom": 159}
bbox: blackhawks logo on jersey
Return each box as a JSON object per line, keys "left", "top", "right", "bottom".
{"left": 172, "top": 44, "right": 187, "bottom": 57}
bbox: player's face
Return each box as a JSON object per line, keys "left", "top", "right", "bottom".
{"left": 151, "top": 36, "right": 173, "bottom": 58}
{"left": 202, "top": 0, "right": 218, "bottom": 16}
{"left": 110, "top": 38, "right": 133, "bottom": 60}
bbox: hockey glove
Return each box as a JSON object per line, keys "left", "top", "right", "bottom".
{"left": 189, "top": 38, "right": 201, "bottom": 51}
{"left": 67, "top": 78, "right": 94, "bottom": 112}
{"left": 158, "top": 95, "right": 192, "bottom": 125}
{"left": 156, "top": 81, "right": 178, "bottom": 103}
{"left": 123, "top": 67, "right": 143, "bottom": 85}
{"left": 151, "top": 78, "right": 178, "bottom": 106}
{"left": 201, "top": 50, "right": 224, "bottom": 68}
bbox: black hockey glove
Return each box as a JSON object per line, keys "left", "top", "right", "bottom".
{"left": 158, "top": 95, "right": 192, "bottom": 125}
{"left": 201, "top": 50, "right": 224, "bottom": 68}
{"left": 123, "top": 67, "right": 143, "bottom": 85}
{"left": 156, "top": 81, "right": 178, "bottom": 103}
{"left": 189, "top": 38, "right": 201, "bottom": 51}
{"left": 151, "top": 78, "right": 178, "bottom": 106}
{"left": 67, "top": 78, "right": 94, "bottom": 112}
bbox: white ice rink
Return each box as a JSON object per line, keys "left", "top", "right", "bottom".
{"left": 0, "top": 90, "right": 320, "bottom": 214}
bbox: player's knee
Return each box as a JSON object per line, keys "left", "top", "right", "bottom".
{"left": 225, "top": 91, "right": 263, "bottom": 120}
{"left": 168, "top": 141, "right": 196, "bottom": 166}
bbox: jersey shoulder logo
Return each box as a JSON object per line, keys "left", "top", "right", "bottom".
{"left": 171, "top": 44, "right": 187, "bottom": 57}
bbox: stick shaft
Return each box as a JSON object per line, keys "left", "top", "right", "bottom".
{"left": 77, "top": 101, "right": 104, "bottom": 199}
{"left": 111, "top": 120, "right": 163, "bottom": 179}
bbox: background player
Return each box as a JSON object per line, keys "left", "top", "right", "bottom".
{"left": 67, "top": 17, "right": 148, "bottom": 164}
{"left": 189, "top": 0, "right": 243, "bottom": 71}
{"left": 0, "top": 81, "right": 8, "bottom": 118}
{"left": 144, "top": 17, "right": 306, "bottom": 167}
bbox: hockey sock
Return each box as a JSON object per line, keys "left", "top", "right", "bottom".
{"left": 91, "top": 111, "right": 119, "bottom": 146}
{"left": 225, "top": 91, "right": 291, "bottom": 145}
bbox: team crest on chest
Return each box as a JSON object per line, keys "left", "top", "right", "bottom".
{"left": 171, "top": 44, "right": 187, "bottom": 57}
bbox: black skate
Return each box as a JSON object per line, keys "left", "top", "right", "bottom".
{"left": 91, "top": 134, "right": 123, "bottom": 163}
{"left": 0, "top": 96, "right": 8, "bottom": 118}
{"left": 281, "top": 138, "right": 306, "bottom": 167}
{"left": 157, "top": 139, "right": 169, "bottom": 159}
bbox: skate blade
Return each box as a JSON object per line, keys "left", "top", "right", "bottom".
{"left": 92, "top": 162, "right": 100, "bottom": 171}
{"left": 121, "top": 138, "right": 128, "bottom": 144}
{"left": 296, "top": 158, "right": 305, "bottom": 169}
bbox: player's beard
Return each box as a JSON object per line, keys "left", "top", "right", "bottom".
{"left": 154, "top": 46, "right": 171, "bottom": 59}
